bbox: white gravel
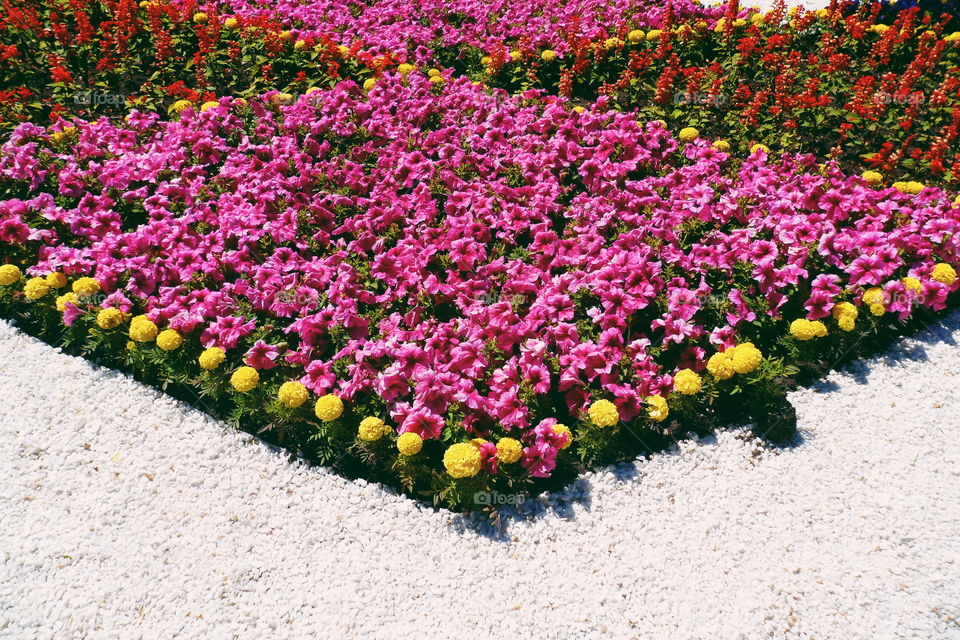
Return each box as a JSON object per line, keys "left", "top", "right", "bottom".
{"left": 2, "top": 311, "right": 959, "bottom": 640}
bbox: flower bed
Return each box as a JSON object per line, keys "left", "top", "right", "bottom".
{"left": 2, "top": 74, "right": 959, "bottom": 509}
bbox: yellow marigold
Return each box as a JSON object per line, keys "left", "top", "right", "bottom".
{"left": 358, "top": 416, "right": 386, "bottom": 441}
{"left": 673, "top": 368, "right": 702, "bottom": 394}
{"left": 541, "top": 49, "right": 557, "bottom": 62}
{"left": 480, "top": 55, "right": 492, "bottom": 66}
{"left": 572, "top": 105, "right": 585, "bottom": 114}
{"left": 443, "top": 442, "right": 482, "bottom": 478}
{"left": 932, "top": 263, "right": 957, "bottom": 286}
{"left": 646, "top": 395, "right": 669, "bottom": 422}
{"left": 168, "top": 100, "right": 193, "bottom": 115}
{"left": 871, "top": 24, "right": 890, "bottom": 34}
{"left": 198, "top": 347, "right": 226, "bottom": 370}
{"left": 750, "top": 143, "right": 770, "bottom": 154}
{"left": 712, "top": 139, "right": 731, "bottom": 152}
{"left": 362, "top": 78, "right": 377, "bottom": 92}
{"left": 627, "top": 29, "right": 645, "bottom": 42}
{"left": 902, "top": 277, "right": 923, "bottom": 294}
{"left": 55, "top": 292, "right": 77, "bottom": 312}
{"left": 834, "top": 313, "right": 854, "bottom": 331}
{"left": 861, "top": 170, "right": 883, "bottom": 186}
{"left": 832, "top": 301, "right": 858, "bottom": 321}
{"left": 731, "top": 343, "right": 763, "bottom": 374}
{"left": 869, "top": 303, "right": 886, "bottom": 316}
{"left": 862, "top": 287, "right": 886, "bottom": 306}
{"left": 678, "top": 126, "right": 699, "bottom": 143}
{"left": 24, "top": 277, "right": 50, "bottom": 300}
{"left": 604, "top": 37, "right": 623, "bottom": 49}
{"left": 0, "top": 264, "right": 22, "bottom": 285}
{"left": 496, "top": 437, "right": 523, "bottom": 463}
{"left": 509, "top": 50, "right": 522, "bottom": 61}
{"left": 200, "top": 101, "right": 220, "bottom": 112}
{"left": 706, "top": 352, "right": 735, "bottom": 380}
{"left": 733, "top": 18, "right": 746, "bottom": 27}
{"left": 72, "top": 276, "right": 100, "bottom": 297}
{"left": 790, "top": 319, "right": 827, "bottom": 341}
{"left": 587, "top": 399, "right": 619, "bottom": 427}
{"left": 45, "top": 272, "right": 67, "bottom": 288}
{"left": 945, "top": 32, "right": 960, "bottom": 43}
{"left": 156, "top": 329, "right": 183, "bottom": 351}
{"left": 714, "top": 18, "right": 726, "bottom": 32}
{"left": 279, "top": 30, "right": 293, "bottom": 41}
{"left": 278, "top": 381, "right": 309, "bottom": 408}
{"left": 224, "top": 17, "right": 239, "bottom": 29}
{"left": 552, "top": 424, "right": 573, "bottom": 449}
{"left": 96, "top": 307, "right": 124, "bottom": 330}
{"left": 428, "top": 75, "right": 445, "bottom": 85}
{"left": 192, "top": 11, "right": 207, "bottom": 24}
{"left": 314, "top": 394, "right": 344, "bottom": 421}
{"left": 397, "top": 432, "right": 423, "bottom": 456}
{"left": 230, "top": 366, "right": 259, "bottom": 392}
{"left": 427, "top": 68, "right": 441, "bottom": 77}
{"left": 646, "top": 29, "right": 662, "bottom": 41}
{"left": 129, "top": 315, "right": 158, "bottom": 342}
{"left": 293, "top": 39, "right": 308, "bottom": 51}
{"left": 397, "top": 62, "right": 415, "bottom": 75}
{"left": 893, "top": 180, "right": 924, "bottom": 194}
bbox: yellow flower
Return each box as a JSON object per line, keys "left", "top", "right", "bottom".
{"left": 862, "top": 287, "right": 886, "bottom": 306}
{"left": 72, "top": 276, "right": 100, "bottom": 297}
{"left": 200, "top": 101, "right": 220, "bottom": 112}
{"left": 269, "top": 92, "right": 293, "bottom": 107}
{"left": 156, "top": 329, "right": 183, "bottom": 351}
{"left": 129, "top": 315, "right": 158, "bottom": 342}
{"left": 587, "top": 399, "right": 619, "bottom": 427}
{"left": 397, "top": 62, "right": 415, "bottom": 75}
{"left": 790, "top": 319, "right": 827, "bottom": 341}
{"left": 55, "top": 292, "right": 77, "bottom": 312}
{"left": 706, "top": 352, "right": 735, "bottom": 380}
{"left": 572, "top": 106, "right": 585, "bottom": 114}
{"left": 224, "top": 17, "right": 239, "bottom": 29}
{"left": 551, "top": 424, "right": 573, "bottom": 449}
{"left": 604, "top": 37, "right": 623, "bottom": 49}
{"left": 893, "top": 180, "right": 924, "bottom": 194}
{"left": 751, "top": 12, "right": 765, "bottom": 25}
{"left": 714, "top": 18, "right": 727, "bottom": 32}
{"left": 230, "top": 366, "right": 259, "bottom": 392}
{"left": 628, "top": 29, "right": 645, "bottom": 42}
{"left": 24, "top": 277, "right": 50, "bottom": 300}
{"left": 0, "top": 264, "right": 21, "bottom": 285}
{"left": 96, "top": 307, "right": 124, "bottom": 330}
{"left": 750, "top": 143, "right": 770, "bottom": 154}
{"left": 541, "top": 49, "right": 557, "bottom": 62}
{"left": 673, "top": 369, "right": 702, "bottom": 395}
{"left": 275, "top": 381, "right": 308, "bottom": 408}
{"left": 871, "top": 24, "right": 890, "bottom": 34}
{"left": 192, "top": 12, "right": 208, "bottom": 24}
{"left": 45, "top": 272, "right": 67, "bottom": 288}
{"left": 945, "top": 32, "right": 960, "bottom": 43}
{"left": 646, "top": 395, "right": 669, "bottom": 422}
{"left": 480, "top": 55, "right": 492, "bottom": 66}
{"left": 832, "top": 301, "right": 859, "bottom": 328}
{"left": 509, "top": 50, "right": 522, "bottom": 61}
{"left": 168, "top": 100, "right": 193, "bottom": 115}
{"left": 397, "top": 432, "right": 423, "bottom": 455}
{"left": 646, "top": 29, "right": 662, "bottom": 41}
{"left": 293, "top": 39, "right": 308, "bottom": 51}
{"left": 358, "top": 416, "right": 386, "bottom": 441}
{"left": 861, "top": 170, "right": 882, "bottom": 186}
{"left": 496, "top": 437, "right": 523, "bottom": 463}
{"left": 314, "top": 394, "right": 344, "bottom": 421}
{"left": 443, "top": 442, "right": 482, "bottom": 478}
{"left": 902, "top": 277, "right": 923, "bottom": 294}
{"left": 678, "top": 126, "right": 699, "bottom": 143}
{"left": 362, "top": 78, "right": 377, "bottom": 92}
{"left": 428, "top": 75, "right": 445, "bottom": 85}
{"left": 279, "top": 30, "right": 293, "bottom": 41}
{"left": 869, "top": 303, "right": 886, "bottom": 316}
{"left": 931, "top": 263, "right": 957, "bottom": 286}
{"left": 712, "top": 139, "right": 731, "bottom": 152}
{"left": 337, "top": 44, "right": 350, "bottom": 57}
{"left": 198, "top": 347, "right": 226, "bottom": 370}
{"left": 730, "top": 343, "right": 763, "bottom": 374}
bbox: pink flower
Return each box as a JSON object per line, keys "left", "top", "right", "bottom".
{"left": 244, "top": 340, "right": 281, "bottom": 370}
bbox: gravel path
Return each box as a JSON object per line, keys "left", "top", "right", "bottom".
{"left": 1, "top": 311, "right": 959, "bottom": 640}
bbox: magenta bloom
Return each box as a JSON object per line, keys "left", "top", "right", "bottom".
{"left": 522, "top": 442, "right": 558, "bottom": 478}
{"left": 244, "top": 340, "right": 281, "bottom": 370}
{"left": 399, "top": 409, "right": 444, "bottom": 440}
{"left": 200, "top": 315, "right": 256, "bottom": 350}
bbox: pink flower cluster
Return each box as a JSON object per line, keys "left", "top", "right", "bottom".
{"left": 2, "top": 75, "right": 959, "bottom": 479}
{"left": 191, "top": 0, "right": 715, "bottom": 58}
